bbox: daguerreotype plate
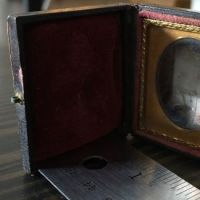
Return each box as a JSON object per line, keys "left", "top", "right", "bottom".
{"left": 157, "top": 38, "right": 200, "bottom": 130}
{"left": 139, "top": 19, "right": 200, "bottom": 151}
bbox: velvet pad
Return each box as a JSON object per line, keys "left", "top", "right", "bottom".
{"left": 24, "top": 14, "right": 122, "bottom": 161}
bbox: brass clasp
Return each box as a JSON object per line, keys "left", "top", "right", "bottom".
{"left": 11, "top": 93, "right": 24, "bottom": 105}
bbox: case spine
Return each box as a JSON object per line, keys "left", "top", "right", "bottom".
{"left": 7, "top": 16, "right": 32, "bottom": 174}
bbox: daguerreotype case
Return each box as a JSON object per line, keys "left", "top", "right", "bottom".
{"left": 7, "top": 3, "right": 200, "bottom": 199}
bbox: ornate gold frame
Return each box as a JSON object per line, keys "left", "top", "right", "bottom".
{"left": 139, "top": 19, "right": 200, "bottom": 149}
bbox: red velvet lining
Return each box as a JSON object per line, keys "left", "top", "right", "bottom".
{"left": 24, "top": 14, "right": 122, "bottom": 161}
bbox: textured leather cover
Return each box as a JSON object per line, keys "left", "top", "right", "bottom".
{"left": 8, "top": 16, "right": 34, "bottom": 173}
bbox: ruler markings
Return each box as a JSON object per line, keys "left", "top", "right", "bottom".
{"left": 151, "top": 171, "right": 172, "bottom": 182}
{"left": 39, "top": 146, "right": 200, "bottom": 200}
{"left": 176, "top": 186, "right": 194, "bottom": 195}
{"left": 171, "top": 179, "right": 186, "bottom": 188}
{"left": 160, "top": 173, "right": 176, "bottom": 181}
{"left": 186, "top": 191, "right": 200, "bottom": 199}
{"left": 184, "top": 188, "right": 199, "bottom": 196}
{"left": 167, "top": 177, "right": 182, "bottom": 185}
{"left": 164, "top": 176, "right": 179, "bottom": 183}
{"left": 176, "top": 182, "right": 190, "bottom": 190}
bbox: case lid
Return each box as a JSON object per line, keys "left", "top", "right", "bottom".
{"left": 8, "top": 4, "right": 136, "bottom": 173}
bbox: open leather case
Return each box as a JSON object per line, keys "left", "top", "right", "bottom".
{"left": 7, "top": 3, "right": 200, "bottom": 199}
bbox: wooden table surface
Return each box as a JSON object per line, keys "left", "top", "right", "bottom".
{"left": 1, "top": 1, "right": 200, "bottom": 200}
{"left": 47, "top": 0, "right": 190, "bottom": 10}
{"left": 0, "top": 47, "right": 65, "bottom": 200}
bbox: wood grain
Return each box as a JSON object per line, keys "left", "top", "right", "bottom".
{"left": 47, "top": 0, "right": 190, "bottom": 10}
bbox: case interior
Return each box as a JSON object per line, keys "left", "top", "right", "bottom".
{"left": 24, "top": 13, "right": 123, "bottom": 161}
{"left": 8, "top": 4, "right": 200, "bottom": 200}
{"left": 10, "top": 5, "right": 136, "bottom": 169}
{"left": 10, "top": 3, "right": 200, "bottom": 171}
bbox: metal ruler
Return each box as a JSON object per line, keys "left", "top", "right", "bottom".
{"left": 39, "top": 136, "right": 200, "bottom": 200}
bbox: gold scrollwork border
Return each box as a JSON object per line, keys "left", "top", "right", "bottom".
{"left": 139, "top": 19, "right": 200, "bottom": 149}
